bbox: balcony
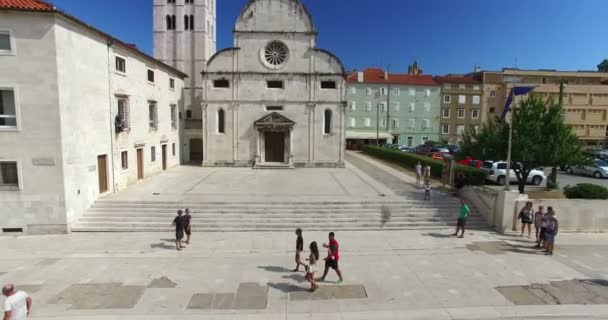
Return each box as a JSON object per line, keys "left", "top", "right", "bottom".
{"left": 184, "top": 119, "right": 202, "bottom": 130}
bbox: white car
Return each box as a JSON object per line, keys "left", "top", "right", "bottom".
{"left": 481, "top": 161, "right": 546, "bottom": 186}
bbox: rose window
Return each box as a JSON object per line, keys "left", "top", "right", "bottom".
{"left": 263, "top": 41, "right": 288, "bottom": 67}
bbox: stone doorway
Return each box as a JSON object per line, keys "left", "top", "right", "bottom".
{"left": 254, "top": 112, "right": 294, "bottom": 168}
{"left": 264, "top": 131, "right": 285, "bottom": 163}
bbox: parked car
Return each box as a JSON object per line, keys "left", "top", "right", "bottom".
{"left": 398, "top": 146, "right": 414, "bottom": 153}
{"left": 458, "top": 156, "right": 474, "bottom": 166}
{"left": 468, "top": 160, "right": 483, "bottom": 169}
{"left": 481, "top": 161, "right": 546, "bottom": 186}
{"left": 415, "top": 144, "right": 450, "bottom": 155}
{"left": 430, "top": 152, "right": 445, "bottom": 160}
{"left": 447, "top": 144, "right": 461, "bottom": 154}
{"left": 565, "top": 159, "right": 608, "bottom": 179}
{"left": 458, "top": 157, "right": 483, "bottom": 168}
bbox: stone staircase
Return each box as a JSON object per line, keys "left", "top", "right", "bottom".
{"left": 71, "top": 198, "right": 487, "bottom": 232}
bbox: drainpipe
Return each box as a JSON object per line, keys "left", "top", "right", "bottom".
{"left": 106, "top": 39, "right": 116, "bottom": 192}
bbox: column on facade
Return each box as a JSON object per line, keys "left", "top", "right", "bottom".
{"left": 201, "top": 103, "right": 208, "bottom": 164}
{"left": 232, "top": 103, "right": 239, "bottom": 163}
{"left": 289, "top": 126, "right": 294, "bottom": 165}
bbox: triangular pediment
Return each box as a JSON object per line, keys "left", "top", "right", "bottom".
{"left": 254, "top": 112, "right": 295, "bottom": 128}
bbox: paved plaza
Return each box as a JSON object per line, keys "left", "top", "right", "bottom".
{"left": 103, "top": 159, "right": 397, "bottom": 203}
{"left": 1, "top": 230, "right": 607, "bottom": 319}
{"left": 2, "top": 153, "right": 608, "bottom": 319}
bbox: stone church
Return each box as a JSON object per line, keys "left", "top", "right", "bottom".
{"left": 201, "top": 0, "right": 346, "bottom": 167}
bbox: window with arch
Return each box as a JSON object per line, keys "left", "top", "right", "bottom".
{"left": 184, "top": 15, "right": 189, "bottom": 30}
{"left": 190, "top": 15, "right": 194, "bottom": 30}
{"left": 171, "top": 15, "right": 176, "bottom": 30}
{"left": 217, "top": 109, "right": 225, "bottom": 134}
{"left": 323, "top": 109, "right": 332, "bottom": 134}
{"left": 166, "top": 15, "right": 172, "bottom": 30}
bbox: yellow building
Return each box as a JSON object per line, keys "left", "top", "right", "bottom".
{"left": 475, "top": 69, "right": 608, "bottom": 145}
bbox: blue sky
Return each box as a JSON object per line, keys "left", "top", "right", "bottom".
{"left": 49, "top": 0, "right": 608, "bottom": 75}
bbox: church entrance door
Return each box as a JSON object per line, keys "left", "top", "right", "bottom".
{"left": 264, "top": 131, "right": 285, "bottom": 163}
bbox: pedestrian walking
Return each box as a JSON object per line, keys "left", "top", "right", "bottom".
{"left": 534, "top": 205, "right": 545, "bottom": 243}
{"left": 424, "top": 182, "right": 431, "bottom": 201}
{"left": 318, "top": 232, "right": 343, "bottom": 284}
{"left": 518, "top": 201, "right": 534, "bottom": 238}
{"left": 536, "top": 207, "right": 550, "bottom": 249}
{"left": 544, "top": 209, "right": 559, "bottom": 255}
{"left": 423, "top": 164, "right": 431, "bottom": 185}
{"left": 292, "top": 228, "right": 305, "bottom": 272}
{"left": 171, "top": 210, "right": 186, "bottom": 251}
{"left": 452, "top": 198, "right": 470, "bottom": 238}
{"left": 415, "top": 162, "right": 422, "bottom": 185}
{"left": 3, "top": 284, "right": 32, "bottom": 320}
{"left": 184, "top": 208, "right": 192, "bottom": 244}
{"left": 305, "top": 241, "right": 320, "bottom": 291}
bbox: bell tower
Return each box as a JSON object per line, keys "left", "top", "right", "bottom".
{"left": 153, "top": 0, "right": 217, "bottom": 164}
{"left": 153, "top": 0, "right": 216, "bottom": 88}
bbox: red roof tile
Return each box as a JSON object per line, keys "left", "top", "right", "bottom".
{"left": 0, "top": 0, "right": 187, "bottom": 78}
{"left": 0, "top": 0, "right": 54, "bottom": 11}
{"left": 433, "top": 75, "right": 480, "bottom": 84}
{"left": 347, "top": 68, "right": 438, "bottom": 86}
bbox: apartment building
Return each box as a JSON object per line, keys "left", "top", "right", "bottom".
{"left": 346, "top": 68, "right": 440, "bottom": 149}
{"left": 0, "top": 0, "right": 186, "bottom": 234}
{"left": 434, "top": 76, "right": 483, "bottom": 144}
{"left": 475, "top": 69, "right": 608, "bottom": 145}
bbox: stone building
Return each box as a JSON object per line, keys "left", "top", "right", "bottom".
{"left": 474, "top": 69, "right": 608, "bottom": 145}
{"left": 434, "top": 76, "right": 483, "bottom": 144}
{"left": 200, "top": 0, "right": 346, "bottom": 168}
{"left": 153, "top": 0, "right": 216, "bottom": 164}
{"left": 0, "top": 0, "right": 186, "bottom": 234}
{"left": 346, "top": 68, "right": 440, "bottom": 149}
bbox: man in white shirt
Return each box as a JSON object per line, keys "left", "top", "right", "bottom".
{"left": 3, "top": 284, "right": 32, "bottom": 320}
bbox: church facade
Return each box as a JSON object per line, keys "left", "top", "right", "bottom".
{"left": 201, "top": 0, "right": 347, "bottom": 168}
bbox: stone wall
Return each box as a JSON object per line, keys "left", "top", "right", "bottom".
{"left": 515, "top": 199, "right": 608, "bottom": 233}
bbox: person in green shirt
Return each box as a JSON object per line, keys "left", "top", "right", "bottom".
{"left": 452, "top": 198, "right": 471, "bottom": 238}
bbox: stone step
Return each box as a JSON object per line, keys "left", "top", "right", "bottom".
{"left": 80, "top": 212, "right": 482, "bottom": 218}
{"left": 71, "top": 222, "right": 488, "bottom": 232}
{"left": 95, "top": 200, "right": 460, "bottom": 206}
{"left": 77, "top": 216, "right": 484, "bottom": 223}
{"left": 86, "top": 209, "right": 474, "bottom": 216}
{"left": 90, "top": 203, "right": 461, "bottom": 210}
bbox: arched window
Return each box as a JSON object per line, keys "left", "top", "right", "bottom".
{"left": 171, "top": 15, "right": 176, "bottom": 30}
{"left": 324, "top": 109, "right": 332, "bottom": 134}
{"left": 190, "top": 15, "right": 194, "bottom": 30}
{"left": 217, "top": 109, "right": 225, "bottom": 134}
{"left": 166, "top": 15, "right": 172, "bottom": 30}
{"left": 184, "top": 15, "right": 189, "bottom": 30}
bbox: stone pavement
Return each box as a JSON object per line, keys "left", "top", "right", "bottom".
{"left": 1, "top": 230, "right": 607, "bottom": 319}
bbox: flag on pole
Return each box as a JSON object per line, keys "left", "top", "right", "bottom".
{"left": 501, "top": 86, "right": 535, "bottom": 120}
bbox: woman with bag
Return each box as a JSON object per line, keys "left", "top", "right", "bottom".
{"left": 518, "top": 201, "right": 534, "bottom": 238}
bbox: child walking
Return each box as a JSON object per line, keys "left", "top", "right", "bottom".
{"left": 306, "top": 241, "right": 320, "bottom": 291}
{"left": 424, "top": 183, "right": 431, "bottom": 201}
{"left": 293, "top": 228, "right": 305, "bottom": 272}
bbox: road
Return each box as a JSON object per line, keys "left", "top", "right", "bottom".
{"left": 557, "top": 171, "right": 608, "bottom": 189}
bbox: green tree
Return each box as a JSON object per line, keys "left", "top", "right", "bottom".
{"left": 461, "top": 96, "right": 588, "bottom": 194}
{"left": 598, "top": 59, "right": 608, "bottom": 72}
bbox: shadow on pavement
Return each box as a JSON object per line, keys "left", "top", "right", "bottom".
{"left": 150, "top": 242, "right": 175, "bottom": 250}
{"left": 504, "top": 243, "right": 547, "bottom": 255}
{"left": 423, "top": 232, "right": 454, "bottom": 238}
{"left": 282, "top": 274, "right": 307, "bottom": 282}
{"left": 267, "top": 282, "right": 308, "bottom": 293}
{"left": 257, "top": 266, "right": 292, "bottom": 273}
